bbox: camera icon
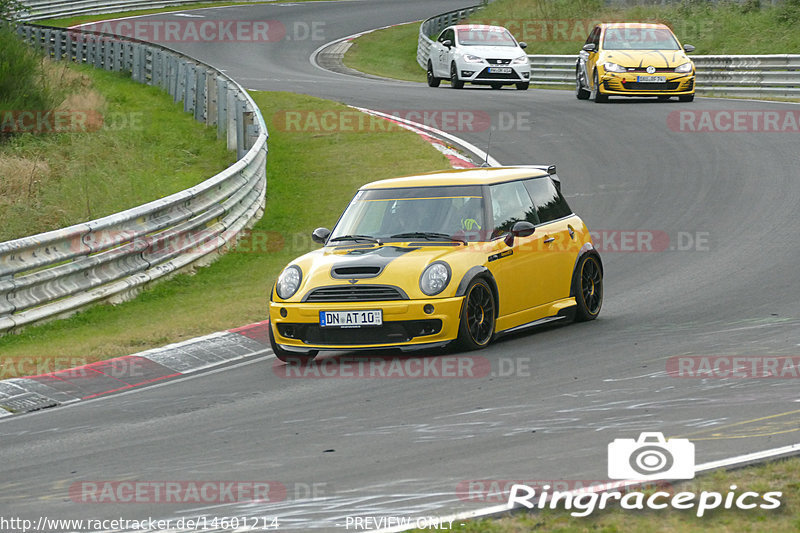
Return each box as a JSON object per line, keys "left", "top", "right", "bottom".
{"left": 608, "top": 432, "right": 695, "bottom": 480}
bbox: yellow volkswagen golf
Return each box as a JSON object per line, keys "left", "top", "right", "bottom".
{"left": 576, "top": 23, "right": 696, "bottom": 102}
{"left": 268, "top": 167, "right": 603, "bottom": 362}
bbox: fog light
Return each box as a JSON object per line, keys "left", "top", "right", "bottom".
{"left": 461, "top": 70, "right": 474, "bottom": 77}
{"left": 523, "top": 72, "right": 530, "bottom": 78}
{"left": 424, "top": 304, "right": 434, "bottom": 314}
{"left": 280, "top": 308, "right": 287, "bottom": 318}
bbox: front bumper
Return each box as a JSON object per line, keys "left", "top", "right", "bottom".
{"left": 268, "top": 297, "right": 464, "bottom": 351}
{"left": 599, "top": 71, "right": 695, "bottom": 96}
{"left": 457, "top": 61, "right": 531, "bottom": 85}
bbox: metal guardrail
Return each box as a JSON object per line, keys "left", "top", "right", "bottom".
{"left": 417, "top": 9, "right": 800, "bottom": 99}
{"left": 0, "top": 23, "right": 268, "bottom": 334}
{"left": 14, "top": 0, "right": 264, "bottom": 21}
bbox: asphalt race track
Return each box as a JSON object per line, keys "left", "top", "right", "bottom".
{"left": 1, "top": 1, "right": 799, "bottom": 530}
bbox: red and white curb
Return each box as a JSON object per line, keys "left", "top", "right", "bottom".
{"left": 0, "top": 321, "right": 272, "bottom": 416}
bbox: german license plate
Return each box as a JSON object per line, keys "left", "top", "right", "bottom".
{"left": 637, "top": 76, "right": 666, "bottom": 83}
{"left": 320, "top": 310, "right": 382, "bottom": 328}
{"left": 488, "top": 67, "right": 512, "bottom": 74}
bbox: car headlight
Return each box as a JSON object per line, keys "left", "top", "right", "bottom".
{"left": 419, "top": 262, "right": 451, "bottom": 296}
{"left": 511, "top": 55, "right": 528, "bottom": 65}
{"left": 276, "top": 265, "right": 302, "bottom": 299}
{"left": 603, "top": 62, "right": 627, "bottom": 73}
{"left": 675, "top": 62, "right": 693, "bottom": 73}
{"left": 463, "top": 54, "right": 484, "bottom": 64}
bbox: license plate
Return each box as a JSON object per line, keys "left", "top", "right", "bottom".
{"left": 320, "top": 310, "right": 382, "bottom": 328}
{"left": 637, "top": 76, "right": 666, "bottom": 83}
{"left": 488, "top": 67, "right": 512, "bottom": 74}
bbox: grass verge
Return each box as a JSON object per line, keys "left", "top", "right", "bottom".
{"left": 0, "top": 91, "right": 450, "bottom": 369}
{"left": 408, "top": 456, "right": 800, "bottom": 533}
{"left": 344, "top": 0, "right": 800, "bottom": 82}
{"left": 0, "top": 60, "right": 233, "bottom": 242}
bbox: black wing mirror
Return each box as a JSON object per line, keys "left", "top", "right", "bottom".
{"left": 683, "top": 44, "right": 695, "bottom": 53}
{"left": 504, "top": 221, "right": 535, "bottom": 247}
{"left": 311, "top": 227, "right": 331, "bottom": 245}
{"left": 519, "top": 41, "right": 527, "bottom": 49}
{"left": 443, "top": 39, "right": 453, "bottom": 48}
{"left": 582, "top": 43, "right": 596, "bottom": 53}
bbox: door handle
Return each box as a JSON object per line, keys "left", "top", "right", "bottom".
{"left": 544, "top": 236, "right": 555, "bottom": 244}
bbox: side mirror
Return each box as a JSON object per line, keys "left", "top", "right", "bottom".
{"left": 443, "top": 39, "right": 453, "bottom": 48}
{"left": 683, "top": 44, "right": 695, "bottom": 53}
{"left": 311, "top": 227, "right": 331, "bottom": 245}
{"left": 519, "top": 41, "right": 527, "bottom": 49}
{"left": 582, "top": 43, "right": 596, "bottom": 53}
{"left": 504, "top": 221, "right": 535, "bottom": 247}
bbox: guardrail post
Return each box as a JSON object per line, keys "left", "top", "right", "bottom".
{"left": 185, "top": 63, "right": 196, "bottom": 114}
{"left": 175, "top": 60, "right": 186, "bottom": 103}
{"left": 194, "top": 67, "right": 206, "bottom": 123}
{"left": 131, "top": 44, "right": 142, "bottom": 82}
{"left": 216, "top": 78, "right": 227, "bottom": 139}
{"left": 54, "top": 30, "right": 64, "bottom": 61}
{"left": 206, "top": 72, "right": 217, "bottom": 128}
{"left": 235, "top": 97, "right": 246, "bottom": 158}
{"left": 226, "top": 88, "right": 237, "bottom": 152}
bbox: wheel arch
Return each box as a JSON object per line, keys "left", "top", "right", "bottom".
{"left": 569, "top": 243, "right": 603, "bottom": 298}
{"left": 455, "top": 266, "right": 500, "bottom": 310}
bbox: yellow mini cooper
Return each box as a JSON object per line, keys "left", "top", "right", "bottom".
{"left": 268, "top": 167, "right": 603, "bottom": 362}
{"left": 576, "top": 23, "right": 696, "bottom": 102}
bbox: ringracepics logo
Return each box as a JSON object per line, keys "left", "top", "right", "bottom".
{"left": 507, "top": 432, "right": 782, "bottom": 517}
{"left": 608, "top": 432, "right": 694, "bottom": 480}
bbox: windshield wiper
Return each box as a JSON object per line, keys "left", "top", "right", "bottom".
{"left": 328, "top": 234, "right": 381, "bottom": 244}
{"left": 390, "top": 232, "right": 466, "bottom": 245}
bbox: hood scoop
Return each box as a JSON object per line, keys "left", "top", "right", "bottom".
{"left": 332, "top": 266, "right": 382, "bottom": 279}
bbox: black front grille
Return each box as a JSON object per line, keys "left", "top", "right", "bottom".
{"left": 617, "top": 81, "right": 681, "bottom": 91}
{"left": 278, "top": 320, "right": 442, "bottom": 345}
{"left": 627, "top": 67, "right": 674, "bottom": 73}
{"left": 304, "top": 285, "right": 406, "bottom": 302}
{"left": 487, "top": 58, "right": 511, "bottom": 65}
{"left": 475, "top": 67, "right": 521, "bottom": 80}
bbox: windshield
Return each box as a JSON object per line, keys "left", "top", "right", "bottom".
{"left": 457, "top": 28, "right": 517, "bottom": 47}
{"left": 602, "top": 27, "right": 680, "bottom": 50}
{"left": 329, "top": 186, "right": 487, "bottom": 243}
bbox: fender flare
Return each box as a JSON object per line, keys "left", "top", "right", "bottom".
{"left": 455, "top": 266, "right": 500, "bottom": 310}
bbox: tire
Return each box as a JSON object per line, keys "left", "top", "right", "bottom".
{"left": 455, "top": 278, "right": 496, "bottom": 351}
{"left": 573, "top": 255, "right": 603, "bottom": 322}
{"left": 575, "top": 67, "right": 590, "bottom": 99}
{"left": 427, "top": 61, "right": 440, "bottom": 88}
{"left": 491, "top": 83, "right": 502, "bottom": 90}
{"left": 679, "top": 93, "right": 695, "bottom": 102}
{"left": 450, "top": 63, "right": 464, "bottom": 89}
{"left": 592, "top": 71, "right": 608, "bottom": 103}
{"left": 269, "top": 322, "right": 317, "bottom": 363}
{"left": 515, "top": 82, "right": 529, "bottom": 90}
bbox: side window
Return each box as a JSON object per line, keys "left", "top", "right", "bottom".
{"left": 593, "top": 27, "right": 601, "bottom": 47}
{"left": 489, "top": 181, "right": 538, "bottom": 238}
{"left": 585, "top": 27, "right": 596, "bottom": 46}
{"left": 438, "top": 29, "right": 450, "bottom": 43}
{"left": 446, "top": 29, "right": 455, "bottom": 44}
{"left": 523, "top": 178, "right": 573, "bottom": 224}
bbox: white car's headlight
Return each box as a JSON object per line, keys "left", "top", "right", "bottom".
{"left": 512, "top": 55, "right": 528, "bottom": 65}
{"left": 603, "top": 62, "right": 627, "bottom": 73}
{"left": 675, "top": 62, "right": 693, "bottom": 73}
{"left": 463, "top": 54, "right": 484, "bottom": 64}
{"left": 276, "top": 265, "right": 302, "bottom": 299}
{"left": 419, "top": 262, "right": 451, "bottom": 296}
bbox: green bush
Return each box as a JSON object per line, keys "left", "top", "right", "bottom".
{"left": 0, "top": 26, "right": 55, "bottom": 142}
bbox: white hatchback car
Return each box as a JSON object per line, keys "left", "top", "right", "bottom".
{"left": 427, "top": 24, "right": 531, "bottom": 90}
